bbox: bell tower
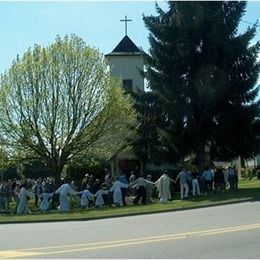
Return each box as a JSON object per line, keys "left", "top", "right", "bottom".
{"left": 105, "top": 16, "right": 144, "bottom": 93}
{"left": 105, "top": 16, "right": 145, "bottom": 176}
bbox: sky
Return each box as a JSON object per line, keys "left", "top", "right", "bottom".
{"left": 0, "top": 1, "right": 259, "bottom": 76}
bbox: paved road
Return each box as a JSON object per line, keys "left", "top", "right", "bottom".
{"left": 1, "top": 201, "right": 260, "bottom": 259}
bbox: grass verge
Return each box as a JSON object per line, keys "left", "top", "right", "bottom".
{"left": 1, "top": 179, "right": 259, "bottom": 224}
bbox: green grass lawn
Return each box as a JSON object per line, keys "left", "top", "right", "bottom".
{"left": 1, "top": 179, "right": 259, "bottom": 224}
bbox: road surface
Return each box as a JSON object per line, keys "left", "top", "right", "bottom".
{"left": 0, "top": 201, "right": 260, "bottom": 258}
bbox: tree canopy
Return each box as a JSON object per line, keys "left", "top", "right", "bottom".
{"left": 0, "top": 35, "right": 137, "bottom": 179}
{"left": 144, "top": 1, "right": 260, "bottom": 169}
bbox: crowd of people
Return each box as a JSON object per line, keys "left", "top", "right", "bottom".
{"left": 0, "top": 165, "right": 238, "bottom": 215}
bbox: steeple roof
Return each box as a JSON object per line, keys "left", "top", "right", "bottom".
{"left": 111, "top": 35, "right": 141, "bottom": 53}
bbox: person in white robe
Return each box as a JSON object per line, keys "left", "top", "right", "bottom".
{"left": 16, "top": 184, "right": 34, "bottom": 215}
{"left": 95, "top": 187, "right": 109, "bottom": 208}
{"left": 109, "top": 180, "right": 129, "bottom": 206}
{"left": 79, "top": 189, "right": 94, "bottom": 209}
{"left": 55, "top": 182, "right": 79, "bottom": 211}
{"left": 155, "top": 172, "right": 175, "bottom": 203}
{"left": 39, "top": 192, "right": 53, "bottom": 212}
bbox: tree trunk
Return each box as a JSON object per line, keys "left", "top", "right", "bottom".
{"left": 46, "top": 159, "right": 64, "bottom": 188}
{"left": 195, "top": 142, "right": 206, "bottom": 173}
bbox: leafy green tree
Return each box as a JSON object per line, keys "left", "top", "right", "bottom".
{"left": 0, "top": 146, "right": 11, "bottom": 181}
{"left": 144, "top": 1, "right": 260, "bottom": 170}
{"left": 0, "top": 35, "right": 137, "bottom": 181}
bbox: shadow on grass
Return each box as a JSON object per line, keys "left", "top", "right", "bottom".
{"left": 190, "top": 187, "right": 260, "bottom": 203}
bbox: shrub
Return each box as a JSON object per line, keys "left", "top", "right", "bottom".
{"left": 241, "top": 168, "right": 260, "bottom": 180}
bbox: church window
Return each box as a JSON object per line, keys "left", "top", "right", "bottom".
{"left": 123, "top": 79, "right": 133, "bottom": 92}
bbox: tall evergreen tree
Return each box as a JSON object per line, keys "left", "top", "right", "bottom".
{"left": 132, "top": 91, "right": 180, "bottom": 169}
{"left": 144, "top": 1, "right": 260, "bottom": 170}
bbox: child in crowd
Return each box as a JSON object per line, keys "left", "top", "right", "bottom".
{"left": 78, "top": 189, "right": 94, "bottom": 209}
{"left": 39, "top": 192, "right": 53, "bottom": 212}
{"left": 95, "top": 184, "right": 109, "bottom": 208}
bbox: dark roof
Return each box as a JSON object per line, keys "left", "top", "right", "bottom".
{"left": 112, "top": 35, "right": 141, "bottom": 53}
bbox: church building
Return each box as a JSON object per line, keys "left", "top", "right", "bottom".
{"left": 105, "top": 16, "right": 145, "bottom": 176}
